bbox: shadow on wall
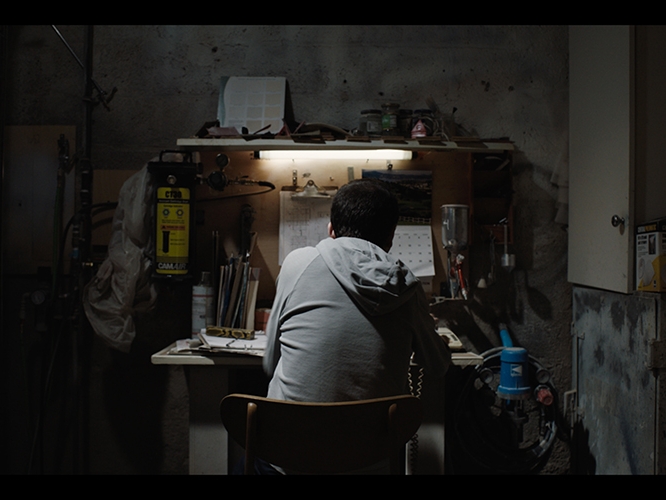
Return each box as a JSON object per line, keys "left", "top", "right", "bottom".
{"left": 435, "top": 154, "right": 573, "bottom": 475}
{"left": 571, "top": 421, "right": 597, "bottom": 474}
{"left": 95, "top": 282, "right": 190, "bottom": 474}
{"left": 436, "top": 152, "right": 563, "bottom": 354}
{"left": 100, "top": 346, "right": 170, "bottom": 473}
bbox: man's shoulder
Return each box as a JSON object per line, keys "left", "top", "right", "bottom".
{"left": 280, "top": 246, "right": 321, "bottom": 275}
{"left": 283, "top": 245, "right": 319, "bottom": 263}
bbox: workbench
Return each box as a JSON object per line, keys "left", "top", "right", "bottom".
{"left": 151, "top": 341, "right": 482, "bottom": 474}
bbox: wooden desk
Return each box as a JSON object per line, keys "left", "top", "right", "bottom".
{"left": 152, "top": 343, "right": 482, "bottom": 474}
{"left": 152, "top": 345, "right": 262, "bottom": 474}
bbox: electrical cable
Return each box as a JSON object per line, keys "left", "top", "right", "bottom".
{"left": 27, "top": 314, "right": 67, "bottom": 474}
{"left": 407, "top": 366, "right": 424, "bottom": 474}
{"left": 26, "top": 137, "right": 70, "bottom": 473}
{"left": 57, "top": 203, "right": 117, "bottom": 280}
{"left": 25, "top": 201, "right": 116, "bottom": 474}
{"left": 197, "top": 181, "right": 276, "bottom": 203}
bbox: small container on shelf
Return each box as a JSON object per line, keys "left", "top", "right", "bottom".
{"left": 359, "top": 109, "right": 382, "bottom": 136}
{"left": 381, "top": 103, "right": 401, "bottom": 136}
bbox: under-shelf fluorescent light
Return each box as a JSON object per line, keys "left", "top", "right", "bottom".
{"left": 257, "top": 149, "right": 414, "bottom": 160}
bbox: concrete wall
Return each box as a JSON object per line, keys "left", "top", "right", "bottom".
{"left": 2, "top": 25, "right": 571, "bottom": 474}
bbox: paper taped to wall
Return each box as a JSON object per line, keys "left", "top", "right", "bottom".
{"left": 389, "top": 225, "right": 435, "bottom": 278}
{"left": 389, "top": 225, "right": 435, "bottom": 293}
{"left": 278, "top": 190, "right": 334, "bottom": 264}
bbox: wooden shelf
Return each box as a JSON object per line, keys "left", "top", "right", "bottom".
{"left": 176, "top": 136, "right": 514, "bottom": 154}
{"left": 179, "top": 135, "right": 514, "bottom": 299}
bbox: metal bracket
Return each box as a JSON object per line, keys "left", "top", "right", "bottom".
{"left": 563, "top": 389, "right": 579, "bottom": 438}
{"left": 648, "top": 339, "right": 666, "bottom": 370}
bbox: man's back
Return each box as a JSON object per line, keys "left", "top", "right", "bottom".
{"left": 263, "top": 237, "right": 450, "bottom": 402}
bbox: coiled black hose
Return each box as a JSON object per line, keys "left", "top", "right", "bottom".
{"left": 451, "top": 347, "right": 561, "bottom": 474}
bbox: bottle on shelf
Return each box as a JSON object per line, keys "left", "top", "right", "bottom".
{"left": 192, "top": 271, "right": 215, "bottom": 338}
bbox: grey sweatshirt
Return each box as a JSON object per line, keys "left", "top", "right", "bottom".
{"left": 263, "top": 236, "right": 451, "bottom": 402}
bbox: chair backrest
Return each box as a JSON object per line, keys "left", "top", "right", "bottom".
{"left": 220, "top": 393, "right": 423, "bottom": 475}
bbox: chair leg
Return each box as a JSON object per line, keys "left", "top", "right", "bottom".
{"left": 388, "top": 403, "right": 400, "bottom": 475}
{"left": 244, "top": 402, "right": 257, "bottom": 475}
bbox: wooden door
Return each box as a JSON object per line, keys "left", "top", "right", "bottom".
{"left": 2, "top": 125, "right": 76, "bottom": 274}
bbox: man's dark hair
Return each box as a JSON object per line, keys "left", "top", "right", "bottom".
{"left": 330, "top": 179, "right": 399, "bottom": 250}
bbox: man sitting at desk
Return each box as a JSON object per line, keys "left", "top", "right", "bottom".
{"left": 263, "top": 178, "right": 451, "bottom": 404}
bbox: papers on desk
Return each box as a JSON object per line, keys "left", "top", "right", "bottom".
{"left": 203, "top": 331, "right": 267, "bottom": 351}
{"left": 174, "top": 331, "right": 267, "bottom": 357}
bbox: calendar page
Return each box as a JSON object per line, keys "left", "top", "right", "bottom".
{"left": 389, "top": 225, "right": 435, "bottom": 278}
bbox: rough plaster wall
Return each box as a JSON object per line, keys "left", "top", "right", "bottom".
{"left": 4, "top": 25, "right": 571, "bottom": 474}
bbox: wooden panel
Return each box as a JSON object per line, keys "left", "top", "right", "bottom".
{"left": 193, "top": 150, "right": 472, "bottom": 304}
{"left": 634, "top": 26, "right": 666, "bottom": 225}
{"left": 2, "top": 125, "right": 76, "bottom": 274}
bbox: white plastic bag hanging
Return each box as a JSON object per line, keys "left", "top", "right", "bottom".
{"left": 83, "top": 163, "right": 157, "bottom": 352}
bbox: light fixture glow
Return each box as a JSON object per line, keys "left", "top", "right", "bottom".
{"left": 257, "top": 149, "right": 414, "bottom": 160}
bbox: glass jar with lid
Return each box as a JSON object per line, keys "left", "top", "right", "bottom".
{"left": 359, "top": 109, "right": 382, "bottom": 136}
{"left": 399, "top": 109, "right": 413, "bottom": 137}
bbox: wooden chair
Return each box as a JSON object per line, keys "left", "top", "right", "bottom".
{"left": 220, "top": 393, "right": 423, "bottom": 475}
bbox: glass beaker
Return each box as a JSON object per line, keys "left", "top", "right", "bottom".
{"left": 441, "top": 204, "right": 469, "bottom": 252}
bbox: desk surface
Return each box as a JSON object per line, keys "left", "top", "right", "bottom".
{"left": 151, "top": 343, "right": 483, "bottom": 367}
{"left": 151, "top": 344, "right": 263, "bottom": 366}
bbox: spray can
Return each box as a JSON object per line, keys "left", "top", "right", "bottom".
{"left": 192, "top": 271, "right": 215, "bottom": 337}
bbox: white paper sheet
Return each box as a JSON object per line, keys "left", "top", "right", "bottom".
{"left": 202, "top": 332, "right": 267, "bottom": 351}
{"left": 217, "top": 76, "right": 286, "bottom": 134}
{"left": 278, "top": 190, "right": 334, "bottom": 264}
{"left": 389, "top": 225, "right": 435, "bottom": 278}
